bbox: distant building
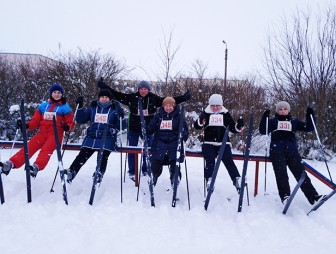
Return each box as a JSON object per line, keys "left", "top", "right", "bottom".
{"left": 0, "top": 52, "right": 58, "bottom": 68}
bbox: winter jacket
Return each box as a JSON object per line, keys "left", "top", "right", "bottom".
{"left": 194, "top": 105, "right": 242, "bottom": 145}
{"left": 76, "top": 100, "right": 120, "bottom": 151}
{"left": 27, "top": 98, "right": 75, "bottom": 135}
{"left": 259, "top": 112, "right": 314, "bottom": 152}
{"left": 101, "top": 86, "right": 188, "bottom": 132}
{"left": 147, "top": 106, "right": 189, "bottom": 161}
{"left": 9, "top": 98, "right": 74, "bottom": 171}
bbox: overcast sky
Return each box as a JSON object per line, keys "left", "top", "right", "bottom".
{"left": 1, "top": 0, "right": 323, "bottom": 80}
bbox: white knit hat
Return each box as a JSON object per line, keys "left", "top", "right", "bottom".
{"left": 276, "top": 101, "right": 290, "bottom": 112}
{"left": 209, "top": 94, "right": 223, "bottom": 106}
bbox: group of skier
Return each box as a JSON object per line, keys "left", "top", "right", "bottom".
{"left": 0, "top": 80, "right": 325, "bottom": 207}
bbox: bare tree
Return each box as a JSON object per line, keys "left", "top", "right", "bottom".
{"left": 262, "top": 4, "right": 336, "bottom": 151}
{"left": 156, "top": 27, "right": 181, "bottom": 85}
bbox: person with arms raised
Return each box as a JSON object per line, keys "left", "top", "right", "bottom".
{"left": 97, "top": 78, "right": 191, "bottom": 181}
{"left": 259, "top": 101, "right": 324, "bottom": 205}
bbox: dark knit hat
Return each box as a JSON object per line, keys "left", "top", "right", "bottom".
{"left": 162, "top": 97, "right": 176, "bottom": 107}
{"left": 137, "top": 80, "right": 152, "bottom": 91}
{"left": 98, "top": 89, "right": 112, "bottom": 100}
{"left": 49, "top": 83, "right": 64, "bottom": 96}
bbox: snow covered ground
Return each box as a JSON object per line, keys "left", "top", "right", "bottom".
{"left": 0, "top": 147, "right": 335, "bottom": 254}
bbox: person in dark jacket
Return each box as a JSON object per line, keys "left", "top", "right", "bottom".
{"left": 65, "top": 89, "right": 121, "bottom": 184}
{"left": 259, "top": 101, "right": 323, "bottom": 205}
{"left": 97, "top": 78, "right": 191, "bottom": 181}
{"left": 147, "top": 97, "right": 189, "bottom": 186}
{"left": 194, "top": 94, "right": 244, "bottom": 193}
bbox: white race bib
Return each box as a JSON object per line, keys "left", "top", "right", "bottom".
{"left": 209, "top": 114, "right": 224, "bottom": 126}
{"left": 95, "top": 113, "right": 108, "bottom": 123}
{"left": 44, "top": 111, "right": 56, "bottom": 121}
{"left": 277, "top": 121, "right": 292, "bottom": 131}
{"left": 160, "top": 120, "right": 173, "bottom": 130}
{"left": 138, "top": 108, "right": 149, "bottom": 116}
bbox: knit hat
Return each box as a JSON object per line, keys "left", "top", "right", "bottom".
{"left": 137, "top": 80, "right": 152, "bottom": 91}
{"left": 276, "top": 101, "right": 291, "bottom": 112}
{"left": 49, "top": 83, "right": 64, "bottom": 96}
{"left": 162, "top": 97, "right": 175, "bottom": 107}
{"left": 209, "top": 94, "right": 223, "bottom": 106}
{"left": 98, "top": 89, "right": 112, "bottom": 100}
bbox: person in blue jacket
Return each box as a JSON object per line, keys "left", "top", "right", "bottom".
{"left": 259, "top": 101, "right": 323, "bottom": 205}
{"left": 146, "top": 97, "right": 189, "bottom": 186}
{"left": 65, "top": 89, "right": 121, "bottom": 184}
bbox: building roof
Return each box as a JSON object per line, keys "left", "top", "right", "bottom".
{"left": 0, "top": 52, "right": 57, "bottom": 67}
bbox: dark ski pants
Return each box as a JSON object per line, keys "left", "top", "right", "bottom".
{"left": 202, "top": 144, "right": 240, "bottom": 184}
{"left": 151, "top": 158, "right": 180, "bottom": 185}
{"left": 69, "top": 147, "right": 111, "bottom": 175}
{"left": 127, "top": 130, "right": 153, "bottom": 175}
{"left": 270, "top": 149, "right": 319, "bottom": 203}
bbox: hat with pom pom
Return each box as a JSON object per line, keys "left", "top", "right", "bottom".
{"left": 49, "top": 83, "right": 64, "bottom": 96}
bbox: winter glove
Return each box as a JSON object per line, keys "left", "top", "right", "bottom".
{"left": 16, "top": 119, "right": 28, "bottom": 130}
{"left": 306, "top": 107, "right": 314, "bottom": 116}
{"left": 76, "top": 96, "right": 84, "bottom": 109}
{"left": 263, "top": 109, "right": 270, "bottom": 118}
{"left": 118, "top": 106, "right": 125, "bottom": 119}
{"left": 198, "top": 112, "right": 207, "bottom": 126}
{"left": 183, "top": 90, "right": 191, "bottom": 101}
{"left": 97, "top": 77, "right": 106, "bottom": 88}
{"left": 237, "top": 117, "right": 245, "bottom": 130}
{"left": 61, "top": 123, "right": 70, "bottom": 132}
{"left": 112, "top": 100, "right": 124, "bottom": 119}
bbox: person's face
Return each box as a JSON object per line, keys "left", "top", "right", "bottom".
{"left": 210, "top": 105, "right": 222, "bottom": 113}
{"left": 99, "top": 96, "right": 110, "bottom": 103}
{"left": 164, "top": 104, "right": 174, "bottom": 113}
{"left": 51, "top": 91, "right": 62, "bottom": 100}
{"left": 278, "top": 108, "right": 289, "bottom": 115}
{"left": 139, "top": 88, "right": 149, "bottom": 97}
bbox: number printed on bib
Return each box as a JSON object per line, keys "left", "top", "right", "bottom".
{"left": 160, "top": 120, "right": 173, "bottom": 130}
{"left": 44, "top": 111, "right": 56, "bottom": 121}
{"left": 277, "top": 121, "right": 292, "bottom": 131}
{"left": 95, "top": 113, "right": 108, "bottom": 123}
{"left": 137, "top": 108, "right": 149, "bottom": 116}
{"left": 209, "top": 114, "right": 224, "bottom": 126}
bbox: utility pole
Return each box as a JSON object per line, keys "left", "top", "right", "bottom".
{"left": 222, "top": 40, "right": 228, "bottom": 89}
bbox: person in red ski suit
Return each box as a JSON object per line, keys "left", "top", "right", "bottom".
{"left": 0, "top": 83, "right": 74, "bottom": 177}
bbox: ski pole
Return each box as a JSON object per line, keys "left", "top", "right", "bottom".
{"left": 0, "top": 150, "right": 5, "bottom": 204}
{"left": 50, "top": 131, "right": 69, "bottom": 193}
{"left": 136, "top": 143, "right": 144, "bottom": 201}
{"left": 50, "top": 103, "right": 79, "bottom": 193}
{"left": 119, "top": 116, "right": 123, "bottom": 203}
{"left": 123, "top": 112, "right": 130, "bottom": 183}
{"left": 184, "top": 142, "right": 191, "bottom": 210}
{"left": 310, "top": 114, "right": 333, "bottom": 182}
{"left": 201, "top": 118, "right": 206, "bottom": 198}
{"left": 9, "top": 129, "right": 20, "bottom": 158}
{"left": 123, "top": 150, "right": 128, "bottom": 183}
{"left": 264, "top": 116, "right": 269, "bottom": 195}
{"left": 245, "top": 183, "right": 250, "bottom": 206}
